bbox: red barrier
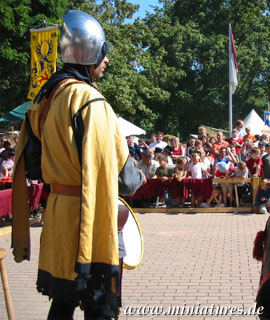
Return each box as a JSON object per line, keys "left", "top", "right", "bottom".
{"left": 0, "top": 183, "right": 43, "bottom": 218}
{"left": 122, "top": 178, "right": 213, "bottom": 201}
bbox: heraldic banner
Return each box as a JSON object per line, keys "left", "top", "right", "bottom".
{"left": 27, "top": 26, "right": 58, "bottom": 100}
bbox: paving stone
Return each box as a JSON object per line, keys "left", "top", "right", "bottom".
{"left": 0, "top": 212, "right": 267, "bottom": 319}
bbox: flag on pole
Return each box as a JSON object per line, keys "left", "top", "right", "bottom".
{"left": 27, "top": 26, "right": 58, "bottom": 100}
{"left": 229, "top": 27, "right": 238, "bottom": 94}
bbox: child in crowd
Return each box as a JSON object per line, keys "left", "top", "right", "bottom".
{"left": 246, "top": 147, "right": 262, "bottom": 177}
{"left": 200, "top": 185, "right": 225, "bottom": 208}
{"left": 229, "top": 129, "right": 243, "bottom": 160}
{"left": 258, "top": 141, "right": 267, "bottom": 157}
{"left": 156, "top": 155, "right": 176, "bottom": 208}
{"left": 240, "top": 138, "right": 253, "bottom": 160}
{"left": 215, "top": 161, "right": 234, "bottom": 206}
{"left": 232, "top": 161, "right": 250, "bottom": 203}
{"left": 254, "top": 179, "right": 270, "bottom": 214}
{"left": 175, "top": 157, "right": 187, "bottom": 207}
{"left": 187, "top": 153, "right": 209, "bottom": 207}
{"left": 199, "top": 148, "right": 211, "bottom": 177}
{"left": 186, "top": 138, "right": 196, "bottom": 157}
{"left": 195, "top": 140, "right": 203, "bottom": 148}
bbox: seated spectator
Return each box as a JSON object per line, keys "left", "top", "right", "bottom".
{"left": 229, "top": 129, "right": 243, "bottom": 159}
{"left": 0, "top": 137, "right": 7, "bottom": 154}
{"left": 137, "top": 149, "right": 159, "bottom": 179}
{"left": 162, "top": 145, "right": 174, "bottom": 166}
{"left": 149, "top": 132, "right": 167, "bottom": 151}
{"left": 208, "top": 136, "right": 216, "bottom": 147}
{"left": 262, "top": 143, "right": 270, "bottom": 179}
{"left": 211, "top": 131, "right": 229, "bottom": 158}
{"left": 200, "top": 149, "right": 212, "bottom": 176}
{"left": 200, "top": 135, "right": 212, "bottom": 149}
{"left": 261, "top": 134, "right": 269, "bottom": 144}
{"left": 227, "top": 145, "right": 239, "bottom": 165}
{"left": 195, "top": 140, "right": 203, "bottom": 148}
{"left": 198, "top": 126, "right": 207, "bottom": 139}
{"left": 235, "top": 119, "right": 245, "bottom": 139}
{"left": 0, "top": 148, "right": 15, "bottom": 178}
{"left": 171, "top": 137, "right": 184, "bottom": 162}
{"left": 150, "top": 133, "right": 157, "bottom": 144}
{"left": 188, "top": 146, "right": 196, "bottom": 159}
{"left": 258, "top": 141, "right": 267, "bottom": 157}
{"left": 246, "top": 147, "right": 262, "bottom": 177}
{"left": 187, "top": 153, "right": 209, "bottom": 207}
{"left": 175, "top": 157, "right": 187, "bottom": 181}
{"left": 156, "top": 155, "right": 176, "bottom": 181}
{"left": 204, "top": 147, "right": 214, "bottom": 174}
{"left": 254, "top": 179, "right": 270, "bottom": 214}
{"left": 136, "top": 138, "right": 149, "bottom": 160}
{"left": 243, "top": 127, "right": 256, "bottom": 142}
{"left": 175, "top": 157, "right": 187, "bottom": 207}
{"left": 232, "top": 161, "right": 250, "bottom": 203}
{"left": 128, "top": 147, "right": 138, "bottom": 167}
{"left": 12, "top": 136, "right": 19, "bottom": 151}
{"left": 254, "top": 135, "right": 261, "bottom": 147}
{"left": 156, "top": 155, "right": 176, "bottom": 208}
{"left": 200, "top": 185, "right": 225, "bottom": 208}
{"left": 126, "top": 135, "right": 138, "bottom": 159}
{"left": 186, "top": 138, "right": 196, "bottom": 157}
{"left": 213, "top": 147, "right": 236, "bottom": 175}
{"left": 240, "top": 138, "right": 253, "bottom": 161}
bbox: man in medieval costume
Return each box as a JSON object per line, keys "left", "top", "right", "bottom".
{"left": 12, "top": 10, "right": 144, "bottom": 319}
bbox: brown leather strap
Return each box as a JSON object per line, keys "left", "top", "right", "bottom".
{"left": 39, "top": 78, "right": 73, "bottom": 136}
{"left": 50, "top": 183, "right": 81, "bottom": 196}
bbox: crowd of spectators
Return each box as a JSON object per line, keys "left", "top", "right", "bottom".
{"left": 0, "top": 136, "right": 17, "bottom": 179}
{"left": 1, "top": 122, "right": 269, "bottom": 212}
{"left": 126, "top": 121, "right": 270, "bottom": 211}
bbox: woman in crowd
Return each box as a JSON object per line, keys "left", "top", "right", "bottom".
{"left": 171, "top": 137, "right": 185, "bottom": 163}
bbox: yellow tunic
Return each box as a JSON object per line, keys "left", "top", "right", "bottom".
{"left": 12, "top": 80, "right": 128, "bottom": 302}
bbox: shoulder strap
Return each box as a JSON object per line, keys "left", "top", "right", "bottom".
{"left": 38, "top": 78, "right": 73, "bottom": 136}
{"left": 72, "top": 98, "right": 106, "bottom": 165}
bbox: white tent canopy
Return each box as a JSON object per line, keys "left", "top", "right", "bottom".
{"left": 242, "top": 109, "right": 269, "bottom": 135}
{"left": 117, "top": 117, "right": 146, "bottom": 137}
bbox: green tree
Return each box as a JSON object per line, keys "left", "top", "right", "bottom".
{"left": 0, "top": 0, "right": 68, "bottom": 115}
{"left": 141, "top": 0, "right": 270, "bottom": 138}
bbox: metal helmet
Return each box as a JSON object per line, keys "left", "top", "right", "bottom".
{"left": 60, "top": 10, "right": 107, "bottom": 65}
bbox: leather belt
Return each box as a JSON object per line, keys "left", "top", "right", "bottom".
{"left": 50, "top": 183, "right": 81, "bottom": 196}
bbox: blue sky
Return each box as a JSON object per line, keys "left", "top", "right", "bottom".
{"left": 128, "top": 0, "right": 162, "bottom": 19}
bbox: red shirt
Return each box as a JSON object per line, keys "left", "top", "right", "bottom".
{"left": 229, "top": 137, "right": 243, "bottom": 154}
{"left": 246, "top": 157, "right": 262, "bottom": 176}
{"left": 172, "top": 146, "right": 182, "bottom": 156}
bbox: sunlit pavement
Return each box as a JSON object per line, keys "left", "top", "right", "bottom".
{"left": 0, "top": 211, "right": 267, "bottom": 319}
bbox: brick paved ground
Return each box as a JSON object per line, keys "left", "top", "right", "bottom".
{"left": 0, "top": 212, "right": 268, "bottom": 320}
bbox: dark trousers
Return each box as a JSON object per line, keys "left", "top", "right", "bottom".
{"left": 47, "top": 299, "right": 116, "bottom": 320}
{"left": 48, "top": 259, "right": 124, "bottom": 320}
{"left": 48, "top": 300, "right": 75, "bottom": 320}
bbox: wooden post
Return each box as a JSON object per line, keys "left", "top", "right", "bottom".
{"left": 252, "top": 177, "right": 261, "bottom": 210}
{"left": 0, "top": 248, "right": 15, "bottom": 320}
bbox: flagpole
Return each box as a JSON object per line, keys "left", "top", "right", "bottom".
{"left": 229, "top": 23, "right": 233, "bottom": 137}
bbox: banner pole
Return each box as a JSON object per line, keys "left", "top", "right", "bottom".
{"left": 229, "top": 23, "right": 233, "bottom": 137}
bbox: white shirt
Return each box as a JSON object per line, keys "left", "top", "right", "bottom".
{"left": 149, "top": 141, "right": 168, "bottom": 150}
{"left": 188, "top": 162, "right": 206, "bottom": 179}
{"left": 234, "top": 167, "right": 248, "bottom": 186}
{"left": 202, "top": 157, "right": 211, "bottom": 170}
{"left": 237, "top": 127, "right": 245, "bottom": 139}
